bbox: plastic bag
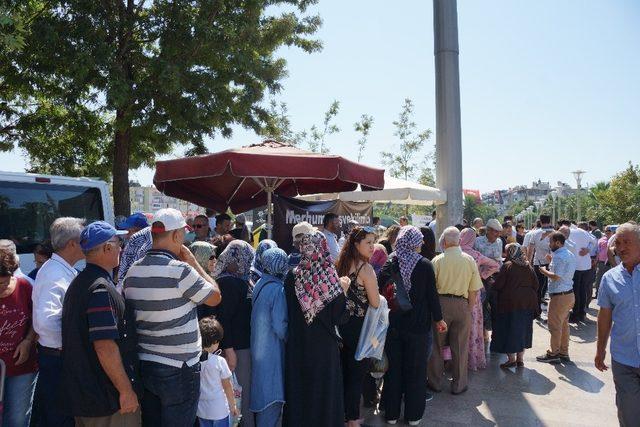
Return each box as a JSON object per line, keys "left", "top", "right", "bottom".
{"left": 231, "top": 373, "right": 242, "bottom": 427}
{"left": 355, "top": 295, "right": 390, "bottom": 361}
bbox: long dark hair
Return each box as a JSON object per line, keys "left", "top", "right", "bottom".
{"left": 336, "top": 227, "right": 375, "bottom": 277}
{"left": 419, "top": 227, "right": 436, "bottom": 260}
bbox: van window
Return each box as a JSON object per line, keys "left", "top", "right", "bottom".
{"left": 0, "top": 181, "right": 104, "bottom": 254}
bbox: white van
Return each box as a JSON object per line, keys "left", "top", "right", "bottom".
{"left": 0, "top": 171, "right": 114, "bottom": 274}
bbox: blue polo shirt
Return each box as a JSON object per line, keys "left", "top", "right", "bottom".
{"left": 597, "top": 263, "right": 640, "bottom": 368}
{"left": 548, "top": 246, "right": 576, "bottom": 294}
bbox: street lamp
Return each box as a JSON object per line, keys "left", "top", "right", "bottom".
{"left": 572, "top": 170, "right": 586, "bottom": 221}
{"left": 550, "top": 191, "right": 558, "bottom": 225}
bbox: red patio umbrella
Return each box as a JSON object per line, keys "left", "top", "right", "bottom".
{"left": 153, "top": 140, "right": 385, "bottom": 237}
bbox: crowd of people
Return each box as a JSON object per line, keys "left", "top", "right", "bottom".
{"left": 1, "top": 207, "right": 639, "bottom": 427}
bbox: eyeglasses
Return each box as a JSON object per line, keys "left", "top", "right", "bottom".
{"left": 193, "top": 224, "right": 207, "bottom": 229}
{"left": 354, "top": 225, "right": 376, "bottom": 236}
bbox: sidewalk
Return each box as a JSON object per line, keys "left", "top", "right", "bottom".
{"left": 362, "top": 300, "right": 617, "bottom": 426}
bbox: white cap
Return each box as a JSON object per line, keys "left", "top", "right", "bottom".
{"left": 152, "top": 208, "right": 190, "bottom": 232}
{"left": 486, "top": 218, "right": 503, "bottom": 232}
{"left": 292, "top": 221, "right": 316, "bottom": 239}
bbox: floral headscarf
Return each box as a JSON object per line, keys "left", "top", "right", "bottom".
{"left": 250, "top": 239, "right": 278, "bottom": 284}
{"left": 394, "top": 226, "right": 424, "bottom": 294}
{"left": 212, "top": 240, "right": 255, "bottom": 282}
{"left": 261, "top": 248, "right": 290, "bottom": 280}
{"left": 505, "top": 243, "right": 528, "bottom": 267}
{"left": 294, "top": 232, "right": 343, "bottom": 325}
{"left": 189, "top": 241, "right": 216, "bottom": 274}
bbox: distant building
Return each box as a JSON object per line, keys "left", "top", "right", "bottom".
{"left": 130, "top": 186, "right": 203, "bottom": 216}
{"left": 481, "top": 179, "right": 577, "bottom": 211}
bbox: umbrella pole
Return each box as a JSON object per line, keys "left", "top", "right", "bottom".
{"left": 267, "top": 188, "right": 273, "bottom": 239}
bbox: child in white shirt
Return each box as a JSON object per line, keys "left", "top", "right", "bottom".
{"left": 198, "top": 316, "right": 239, "bottom": 427}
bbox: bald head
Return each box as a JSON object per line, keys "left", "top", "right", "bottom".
{"left": 615, "top": 222, "right": 640, "bottom": 270}
{"left": 559, "top": 225, "right": 571, "bottom": 239}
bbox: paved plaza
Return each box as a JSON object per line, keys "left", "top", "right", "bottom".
{"left": 363, "top": 300, "right": 617, "bottom": 426}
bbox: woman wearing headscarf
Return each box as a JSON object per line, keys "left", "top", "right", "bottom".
{"left": 491, "top": 243, "right": 539, "bottom": 368}
{"left": 212, "top": 240, "right": 256, "bottom": 427}
{"left": 249, "top": 239, "right": 278, "bottom": 287}
{"left": 335, "top": 227, "right": 380, "bottom": 427}
{"left": 250, "top": 248, "right": 289, "bottom": 427}
{"left": 189, "top": 240, "right": 216, "bottom": 274}
{"left": 369, "top": 244, "right": 388, "bottom": 276}
{"left": 459, "top": 228, "right": 501, "bottom": 371}
{"left": 420, "top": 226, "right": 437, "bottom": 260}
{"left": 378, "top": 226, "right": 445, "bottom": 426}
{"left": 283, "top": 232, "right": 351, "bottom": 427}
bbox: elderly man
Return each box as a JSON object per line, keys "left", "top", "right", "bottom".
{"left": 536, "top": 232, "right": 576, "bottom": 363}
{"left": 595, "top": 223, "right": 640, "bottom": 426}
{"left": 594, "top": 226, "right": 614, "bottom": 297}
{"left": 428, "top": 226, "right": 483, "bottom": 395}
{"left": 569, "top": 222, "right": 597, "bottom": 322}
{"left": 60, "top": 221, "right": 140, "bottom": 426}
{"left": 117, "top": 212, "right": 149, "bottom": 239}
{"left": 124, "top": 208, "right": 221, "bottom": 426}
{"left": 474, "top": 219, "right": 503, "bottom": 264}
{"left": 32, "top": 217, "right": 85, "bottom": 426}
{"left": 528, "top": 215, "right": 555, "bottom": 311}
{"left": 185, "top": 214, "right": 212, "bottom": 244}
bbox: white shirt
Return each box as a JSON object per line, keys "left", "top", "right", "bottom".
{"left": 569, "top": 228, "right": 595, "bottom": 271}
{"left": 323, "top": 229, "right": 340, "bottom": 262}
{"left": 32, "top": 253, "right": 78, "bottom": 349}
{"left": 529, "top": 227, "right": 555, "bottom": 266}
{"left": 198, "top": 354, "right": 232, "bottom": 421}
{"left": 14, "top": 266, "right": 35, "bottom": 286}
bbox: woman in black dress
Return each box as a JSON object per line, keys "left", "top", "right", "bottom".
{"left": 335, "top": 226, "right": 380, "bottom": 427}
{"left": 283, "top": 232, "right": 351, "bottom": 427}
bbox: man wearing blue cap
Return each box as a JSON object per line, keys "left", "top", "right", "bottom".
{"left": 60, "top": 221, "right": 141, "bottom": 426}
{"left": 118, "top": 212, "right": 149, "bottom": 239}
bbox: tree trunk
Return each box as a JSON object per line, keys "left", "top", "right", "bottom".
{"left": 112, "top": 109, "right": 131, "bottom": 216}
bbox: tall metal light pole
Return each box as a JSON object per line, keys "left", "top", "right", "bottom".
{"left": 572, "top": 170, "right": 586, "bottom": 221}
{"left": 434, "top": 0, "right": 463, "bottom": 238}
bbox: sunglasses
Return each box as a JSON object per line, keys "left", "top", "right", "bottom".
{"left": 193, "top": 224, "right": 207, "bottom": 229}
{"left": 354, "top": 225, "right": 376, "bottom": 236}
{"left": 209, "top": 255, "right": 217, "bottom": 261}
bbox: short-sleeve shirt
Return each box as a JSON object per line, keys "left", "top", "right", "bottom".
{"left": 0, "top": 278, "right": 37, "bottom": 376}
{"left": 124, "top": 249, "right": 215, "bottom": 368}
{"left": 87, "top": 287, "right": 119, "bottom": 342}
{"left": 569, "top": 228, "right": 595, "bottom": 271}
{"left": 474, "top": 236, "right": 503, "bottom": 263}
{"left": 432, "top": 247, "right": 484, "bottom": 298}
{"left": 548, "top": 247, "right": 576, "bottom": 294}
{"left": 197, "top": 354, "right": 232, "bottom": 420}
{"left": 529, "top": 227, "right": 555, "bottom": 266}
{"left": 597, "top": 264, "right": 640, "bottom": 367}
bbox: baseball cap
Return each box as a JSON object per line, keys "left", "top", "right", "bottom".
{"left": 235, "top": 213, "right": 246, "bottom": 224}
{"left": 152, "top": 208, "right": 191, "bottom": 233}
{"left": 292, "top": 221, "right": 317, "bottom": 239}
{"left": 80, "top": 221, "right": 127, "bottom": 251}
{"left": 117, "top": 212, "right": 149, "bottom": 230}
{"left": 486, "top": 219, "right": 503, "bottom": 232}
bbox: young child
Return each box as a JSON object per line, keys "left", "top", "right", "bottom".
{"left": 198, "top": 316, "right": 239, "bottom": 427}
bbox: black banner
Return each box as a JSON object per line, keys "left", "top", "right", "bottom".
{"left": 273, "top": 195, "right": 373, "bottom": 252}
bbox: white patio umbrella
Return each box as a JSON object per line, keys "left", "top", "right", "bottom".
{"left": 298, "top": 175, "right": 447, "bottom": 205}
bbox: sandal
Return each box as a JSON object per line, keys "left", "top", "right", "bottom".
{"left": 500, "top": 361, "right": 517, "bottom": 369}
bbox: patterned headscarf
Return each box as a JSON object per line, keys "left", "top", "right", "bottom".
{"left": 394, "top": 226, "right": 424, "bottom": 294}
{"left": 505, "top": 243, "right": 529, "bottom": 267}
{"left": 212, "top": 240, "right": 255, "bottom": 281}
{"left": 294, "top": 232, "right": 344, "bottom": 325}
{"left": 261, "top": 248, "right": 290, "bottom": 280}
{"left": 250, "top": 239, "right": 278, "bottom": 283}
{"left": 189, "top": 241, "right": 216, "bottom": 273}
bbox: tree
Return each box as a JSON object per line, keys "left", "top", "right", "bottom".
{"left": 354, "top": 114, "right": 373, "bottom": 162}
{"left": 261, "top": 100, "right": 294, "bottom": 143}
{"left": 297, "top": 100, "right": 340, "bottom": 153}
{"left": 463, "top": 195, "right": 497, "bottom": 224}
{"left": 598, "top": 163, "right": 640, "bottom": 223}
{"left": 418, "top": 153, "right": 436, "bottom": 187}
{"left": 381, "top": 98, "right": 432, "bottom": 180}
{"left": 1, "top": 0, "right": 322, "bottom": 215}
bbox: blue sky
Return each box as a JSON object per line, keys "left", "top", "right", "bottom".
{"left": 2, "top": 0, "right": 639, "bottom": 192}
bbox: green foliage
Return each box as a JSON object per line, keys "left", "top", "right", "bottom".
{"left": 261, "top": 100, "right": 294, "bottom": 143}
{"left": 354, "top": 114, "right": 373, "bottom": 162}
{"left": 297, "top": 100, "right": 340, "bottom": 153}
{"left": 463, "top": 195, "right": 497, "bottom": 223}
{"left": 381, "top": 98, "right": 432, "bottom": 181}
{"left": 418, "top": 153, "right": 436, "bottom": 187}
{"left": 1, "top": 0, "right": 322, "bottom": 214}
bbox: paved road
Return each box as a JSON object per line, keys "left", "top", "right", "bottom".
{"left": 362, "top": 300, "right": 617, "bottom": 426}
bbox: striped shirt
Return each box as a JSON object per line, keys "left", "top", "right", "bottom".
{"left": 87, "top": 287, "right": 119, "bottom": 342}
{"left": 124, "top": 249, "right": 214, "bottom": 368}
